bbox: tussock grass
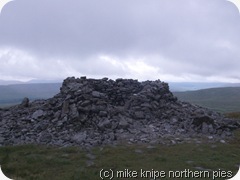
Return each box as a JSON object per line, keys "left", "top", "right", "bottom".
{"left": 0, "top": 137, "right": 240, "bottom": 180}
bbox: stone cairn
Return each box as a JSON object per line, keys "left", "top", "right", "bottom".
{"left": 0, "top": 76, "right": 239, "bottom": 147}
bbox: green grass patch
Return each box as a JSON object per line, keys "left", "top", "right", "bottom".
{"left": 0, "top": 136, "right": 240, "bottom": 180}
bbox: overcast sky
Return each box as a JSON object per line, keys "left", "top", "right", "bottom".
{"left": 0, "top": 0, "right": 240, "bottom": 82}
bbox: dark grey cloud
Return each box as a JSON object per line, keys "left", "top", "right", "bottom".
{"left": 0, "top": 0, "right": 240, "bottom": 82}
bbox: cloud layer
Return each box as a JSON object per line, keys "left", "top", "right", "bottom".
{"left": 0, "top": 0, "right": 240, "bottom": 82}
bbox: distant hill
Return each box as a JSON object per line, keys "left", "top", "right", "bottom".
{"left": 0, "top": 80, "right": 25, "bottom": 85}
{"left": 173, "top": 87, "right": 240, "bottom": 113}
{"left": 0, "top": 83, "right": 61, "bottom": 107}
{"left": 169, "top": 82, "right": 240, "bottom": 91}
{"left": 0, "top": 79, "right": 63, "bottom": 85}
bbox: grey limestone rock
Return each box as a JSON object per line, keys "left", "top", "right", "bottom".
{"left": 32, "top": 110, "right": 44, "bottom": 119}
{"left": 0, "top": 76, "right": 239, "bottom": 147}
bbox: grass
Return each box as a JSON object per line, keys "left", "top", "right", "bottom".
{"left": 0, "top": 114, "right": 239, "bottom": 180}
{"left": 0, "top": 130, "right": 240, "bottom": 180}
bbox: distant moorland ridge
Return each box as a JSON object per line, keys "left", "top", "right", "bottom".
{"left": 174, "top": 87, "right": 240, "bottom": 113}
{"left": 0, "top": 83, "right": 61, "bottom": 107}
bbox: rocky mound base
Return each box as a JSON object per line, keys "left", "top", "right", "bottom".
{"left": 0, "top": 77, "right": 239, "bottom": 147}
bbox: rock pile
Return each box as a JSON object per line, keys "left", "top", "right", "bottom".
{"left": 0, "top": 76, "right": 239, "bottom": 147}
